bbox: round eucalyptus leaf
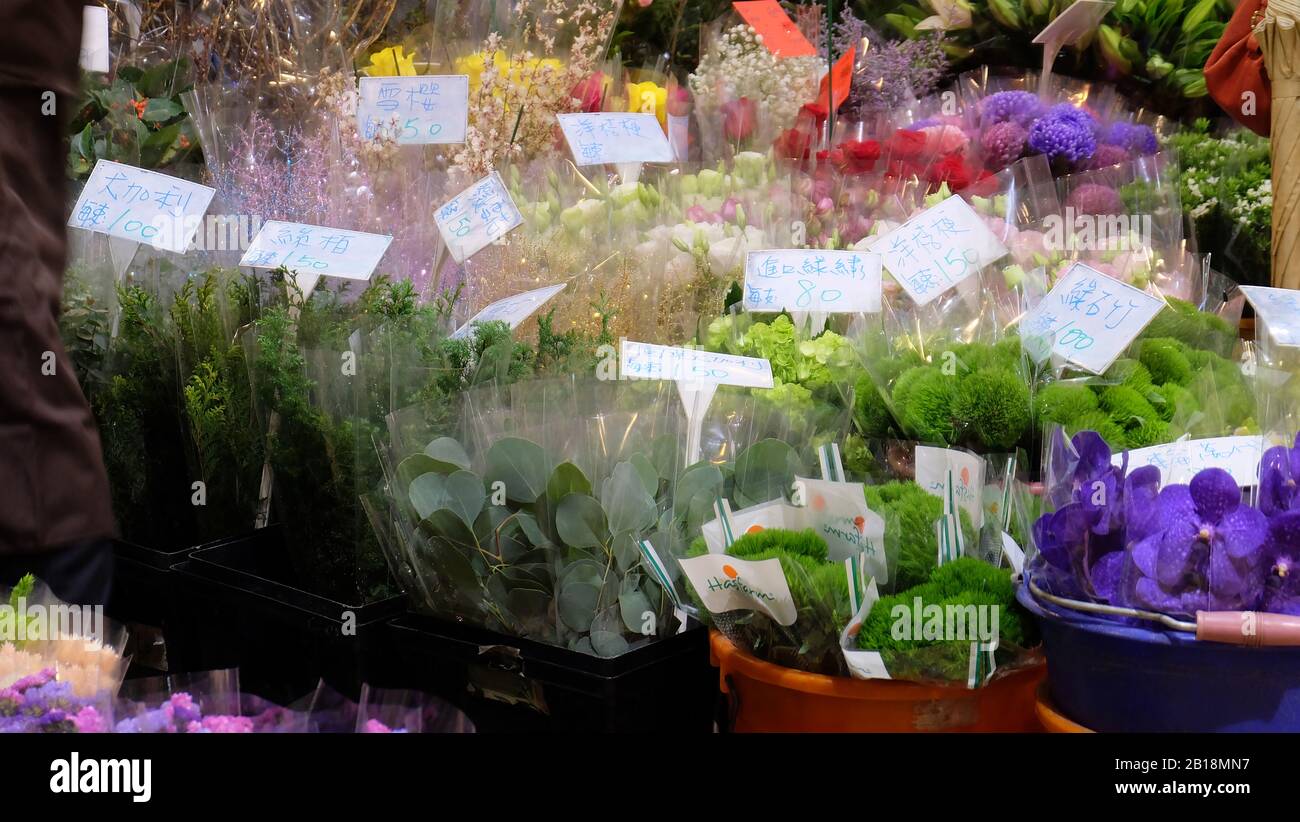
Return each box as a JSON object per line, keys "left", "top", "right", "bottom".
{"left": 650, "top": 433, "right": 679, "bottom": 481}
{"left": 421, "top": 508, "right": 478, "bottom": 549}
{"left": 506, "top": 588, "right": 551, "bottom": 626}
{"left": 444, "top": 470, "right": 486, "bottom": 527}
{"left": 558, "top": 582, "right": 599, "bottom": 632}
{"left": 410, "top": 473, "right": 449, "bottom": 521}
{"left": 591, "top": 604, "right": 624, "bottom": 636}
{"left": 396, "top": 454, "right": 440, "bottom": 490}
{"left": 590, "top": 630, "right": 630, "bottom": 658}
{"left": 619, "top": 587, "right": 653, "bottom": 635}
{"left": 423, "top": 437, "right": 472, "bottom": 472}
{"left": 602, "top": 462, "right": 657, "bottom": 534}
{"left": 573, "top": 636, "right": 595, "bottom": 655}
{"left": 486, "top": 437, "right": 551, "bottom": 503}
{"left": 514, "top": 511, "right": 550, "bottom": 548}
{"left": 672, "top": 463, "right": 724, "bottom": 524}
{"left": 734, "top": 439, "right": 802, "bottom": 505}
{"left": 555, "top": 492, "right": 608, "bottom": 549}
{"left": 423, "top": 538, "right": 481, "bottom": 595}
{"left": 611, "top": 531, "right": 640, "bottom": 574}
{"left": 629, "top": 453, "right": 659, "bottom": 495}
{"left": 546, "top": 462, "right": 592, "bottom": 503}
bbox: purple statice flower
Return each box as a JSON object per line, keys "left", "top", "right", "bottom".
{"left": 1259, "top": 433, "right": 1300, "bottom": 516}
{"left": 905, "top": 117, "right": 943, "bottom": 131}
{"left": 1027, "top": 104, "right": 1098, "bottom": 166}
{"left": 168, "top": 693, "right": 203, "bottom": 725}
{"left": 1103, "top": 121, "right": 1158, "bottom": 155}
{"left": 981, "top": 121, "right": 1027, "bottom": 171}
{"left": 832, "top": 12, "right": 947, "bottom": 118}
{"left": 979, "top": 91, "right": 1045, "bottom": 129}
{"left": 1065, "top": 182, "right": 1124, "bottom": 216}
{"left": 1125, "top": 468, "right": 1268, "bottom": 616}
{"left": 115, "top": 703, "right": 177, "bottom": 734}
{"left": 362, "top": 719, "right": 394, "bottom": 733}
{"left": 1084, "top": 143, "right": 1131, "bottom": 170}
{"left": 73, "top": 706, "right": 107, "bottom": 733}
{"left": 185, "top": 715, "right": 254, "bottom": 733}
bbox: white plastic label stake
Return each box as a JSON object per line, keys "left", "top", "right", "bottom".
{"left": 840, "top": 578, "right": 892, "bottom": 680}
{"left": 434, "top": 171, "right": 524, "bottom": 263}
{"left": 356, "top": 75, "right": 469, "bottom": 145}
{"left": 620, "top": 340, "right": 775, "bottom": 388}
{"left": 869, "top": 195, "right": 1008, "bottom": 306}
{"left": 1019, "top": 262, "right": 1165, "bottom": 374}
{"left": 637, "top": 539, "right": 683, "bottom": 607}
{"left": 914, "top": 446, "right": 986, "bottom": 528}
{"left": 451, "top": 284, "right": 566, "bottom": 339}
{"left": 556, "top": 113, "right": 674, "bottom": 166}
{"left": 1242, "top": 285, "right": 1300, "bottom": 346}
{"left": 743, "top": 249, "right": 882, "bottom": 313}
{"left": 1112, "top": 435, "right": 1265, "bottom": 487}
{"left": 240, "top": 220, "right": 392, "bottom": 283}
{"left": 69, "top": 160, "right": 216, "bottom": 253}
{"left": 80, "top": 5, "right": 110, "bottom": 73}
{"left": 675, "top": 380, "right": 718, "bottom": 467}
{"left": 678, "top": 554, "right": 797, "bottom": 626}
{"left": 1033, "top": 1, "right": 1115, "bottom": 96}
{"left": 1001, "top": 531, "right": 1025, "bottom": 575}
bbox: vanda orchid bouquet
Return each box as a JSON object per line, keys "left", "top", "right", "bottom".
{"left": 1030, "top": 430, "right": 1300, "bottom": 618}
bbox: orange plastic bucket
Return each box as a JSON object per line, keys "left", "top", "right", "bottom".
{"left": 1035, "top": 682, "right": 1093, "bottom": 733}
{"left": 711, "top": 630, "right": 1044, "bottom": 732}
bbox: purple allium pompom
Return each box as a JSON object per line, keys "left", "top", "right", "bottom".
{"left": 1066, "top": 183, "right": 1125, "bottom": 216}
{"left": 979, "top": 91, "right": 1044, "bottom": 128}
{"left": 1027, "top": 104, "right": 1097, "bottom": 165}
{"left": 1104, "top": 121, "right": 1158, "bottom": 155}
{"left": 981, "top": 121, "right": 1027, "bottom": 170}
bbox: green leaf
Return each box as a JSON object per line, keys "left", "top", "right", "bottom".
{"left": 734, "top": 439, "right": 801, "bottom": 506}
{"left": 590, "top": 630, "right": 630, "bottom": 657}
{"left": 142, "top": 97, "right": 183, "bottom": 123}
{"left": 423, "top": 437, "right": 471, "bottom": 472}
{"left": 515, "top": 510, "right": 550, "bottom": 548}
{"left": 420, "top": 508, "right": 478, "bottom": 550}
{"left": 545, "top": 461, "right": 591, "bottom": 503}
{"left": 629, "top": 453, "right": 659, "bottom": 495}
{"left": 555, "top": 492, "right": 608, "bottom": 548}
{"left": 409, "top": 472, "right": 449, "bottom": 520}
{"left": 486, "top": 437, "right": 551, "bottom": 503}
{"left": 558, "top": 581, "right": 599, "bottom": 631}
{"left": 444, "top": 470, "right": 485, "bottom": 527}
{"left": 650, "top": 433, "right": 678, "bottom": 481}
{"left": 672, "top": 463, "right": 724, "bottom": 528}
{"left": 619, "top": 584, "right": 653, "bottom": 634}
{"left": 602, "top": 461, "right": 657, "bottom": 534}
{"left": 397, "top": 454, "right": 440, "bottom": 489}
{"left": 611, "top": 531, "right": 640, "bottom": 574}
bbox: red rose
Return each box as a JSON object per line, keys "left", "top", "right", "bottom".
{"left": 722, "top": 97, "right": 757, "bottom": 141}
{"left": 832, "top": 139, "right": 881, "bottom": 175}
{"left": 570, "top": 73, "right": 606, "bottom": 112}
{"left": 774, "top": 126, "right": 813, "bottom": 163}
{"left": 927, "top": 154, "right": 971, "bottom": 192}
{"left": 885, "top": 130, "right": 926, "bottom": 162}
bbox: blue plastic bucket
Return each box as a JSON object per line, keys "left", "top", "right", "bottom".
{"left": 1017, "top": 575, "right": 1300, "bottom": 732}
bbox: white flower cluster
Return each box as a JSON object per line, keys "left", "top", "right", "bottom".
{"left": 688, "top": 24, "right": 821, "bottom": 132}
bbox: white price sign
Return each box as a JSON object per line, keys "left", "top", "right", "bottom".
{"left": 620, "top": 341, "right": 774, "bottom": 389}
{"left": 69, "top": 160, "right": 216, "bottom": 254}
{"left": 356, "top": 75, "right": 469, "bottom": 145}
{"left": 239, "top": 220, "right": 392, "bottom": 281}
{"left": 869, "top": 196, "right": 1008, "bottom": 306}
{"left": 434, "top": 172, "right": 524, "bottom": 263}
{"left": 556, "top": 112, "right": 674, "bottom": 166}
{"left": 743, "top": 249, "right": 882, "bottom": 313}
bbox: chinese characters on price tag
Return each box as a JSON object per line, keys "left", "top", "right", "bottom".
{"left": 869, "top": 195, "right": 1007, "bottom": 306}
{"left": 239, "top": 220, "right": 393, "bottom": 280}
{"left": 68, "top": 160, "right": 216, "bottom": 253}
{"left": 1019, "top": 262, "right": 1165, "bottom": 374}
{"left": 556, "top": 113, "right": 674, "bottom": 166}
{"left": 620, "top": 341, "right": 775, "bottom": 389}
{"left": 1241, "top": 285, "right": 1300, "bottom": 346}
{"left": 434, "top": 171, "right": 524, "bottom": 263}
{"left": 743, "top": 249, "right": 882, "bottom": 313}
{"left": 451, "top": 284, "right": 567, "bottom": 339}
{"left": 356, "top": 75, "right": 469, "bottom": 145}
{"left": 1113, "top": 435, "right": 1264, "bottom": 487}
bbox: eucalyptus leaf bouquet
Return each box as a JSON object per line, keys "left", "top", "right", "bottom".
{"left": 374, "top": 377, "right": 690, "bottom": 657}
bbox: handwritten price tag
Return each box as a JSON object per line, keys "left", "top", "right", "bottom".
{"left": 356, "top": 75, "right": 469, "bottom": 145}
{"left": 556, "top": 113, "right": 674, "bottom": 166}
{"left": 743, "top": 249, "right": 881, "bottom": 313}
{"left": 869, "top": 195, "right": 1008, "bottom": 306}
{"left": 1112, "top": 435, "right": 1264, "bottom": 487}
{"left": 913, "top": 446, "right": 986, "bottom": 529}
{"left": 239, "top": 220, "right": 392, "bottom": 280}
{"left": 732, "top": 0, "right": 817, "bottom": 57}
{"left": 1242, "top": 285, "right": 1300, "bottom": 346}
{"left": 451, "top": 284, "right": 566, "bottom": 339}
{"left": 1019, "top": 262, "right": 1165, "bottom": 374}
{"left": 68, "top": 160, "right": 216, "bottom": 253}
{"left": 620, "top": 340, "right": 774, "bottom": 389}
{"left": 434, "top": 171, "right": 524, "bottom": 263}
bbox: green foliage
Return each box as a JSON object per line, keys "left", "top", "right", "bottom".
{"left": 863, "top": 481, "right": 975, "bottom": 591}
{"left": 1137, "top": 337, "right": 1194, "bottom": 386}
{"left": 951, "top": 370, "right": 1032, "bottom": 450}
{"left": 1034, "top": 382, "right": 1098, "bottom": 425}
{"left": 853, "top": 373, "right": 894, "bottom": 439}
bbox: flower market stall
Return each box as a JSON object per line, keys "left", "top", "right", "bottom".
{"left": 5, "top": 0, "right": 1300, "bottom": 740}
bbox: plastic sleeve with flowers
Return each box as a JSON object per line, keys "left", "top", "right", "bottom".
{"left": 355, "top": 683, "right": 474, "bottom": 733}
{"left": 1251, "top": 305, "right": 1300, "bottom": 444}
{"left": 113, "top": 669, "right": 249, "bottom": 733}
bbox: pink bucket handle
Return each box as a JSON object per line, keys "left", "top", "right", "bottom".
{"left": 1196, "top": 611, "right": 1300, "bottom": 646}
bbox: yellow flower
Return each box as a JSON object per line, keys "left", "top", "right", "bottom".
{"left": 365, "top": 45, "right": 417, "bottom": 77}
{"left": 626, "top": 81, "right": 667, "bottom": 130}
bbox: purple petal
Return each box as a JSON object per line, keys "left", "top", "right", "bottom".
{"left": 1270, "top": 510, "right": 1300, "bottom": 549}
{"left": 1258, "top": 445, "right": 1295, "bottom": 516}
{"left": 1073, "top": 430, "right": 1113, "bottom": 481}
{"left": 1208, "top": 548, "right": 1253, "bottom": 599}
{"left": 1216, "top": 505, "right": 1268, "bottom": 560}
{"left": 1155, "top": 520, "right": 1202, "bottom": 588}
{"left": 1154, "top": 484, "right": 1196, "bottom": 532}
{"left": 1134, "top": 577, "right": 1181, "bottom": 612}
{"left": 1190, "top": 468, "right": 1242, "bottom": 523}
{"left": 1124, "top": 465, "right": 1162, "bottom": 544}
{"left": 1130, "top": 531, "right": 1162, "bottom": 579}
{"left": 1088, "top": 550, "right": 1124, "bottom": 602}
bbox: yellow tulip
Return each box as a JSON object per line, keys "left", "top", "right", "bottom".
{"left": 626, "top": 81, "right": 667, "bottom": 130}
{"left": 366, "top": 45, "right": 417, "bottom": 77}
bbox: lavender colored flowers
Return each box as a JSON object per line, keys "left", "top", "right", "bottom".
{"left": 1027, "top": 104, "right": 1098, "bottom": 166}
{"left": 979, "top": 91, "right": 1045, "bottom": 129}
{"left": 981, "top": 121, "right": 1027, "bottom": 171}
{"left": 1103, "top": 121, "right": 1158, "bottom": 156}
{"left": 0, "top": 668, "right": 102, "bottom": 734}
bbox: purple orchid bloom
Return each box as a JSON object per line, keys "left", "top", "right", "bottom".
{"left": 1259, "top": 433, "right": 1300, "bottom": 516}
{"left": 1261, "top": 510, "right": 1300, "bottom": 615}
{"left": 1126, "top": 468, "right": 1267, "bottom": 616}
{"left": 1047, "top": 429, "right": 1125, "bottom": 534}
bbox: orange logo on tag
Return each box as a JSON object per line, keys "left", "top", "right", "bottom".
{"left": 723, "top": 564, "right": 739, "bottom": 579}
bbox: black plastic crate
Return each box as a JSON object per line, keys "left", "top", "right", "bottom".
{"left": 168, "top": 527, "right": 403, "bottom": 704}
{"left": 380, "top": 612, "right": 716, "bottom": 733}
{"left": 109, "top": 538, "right": 209, "bottom": 673}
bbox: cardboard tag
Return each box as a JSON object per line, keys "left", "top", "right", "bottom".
{"left": 743, "top": 249, "right": 882, "bottom": 313}
{"left": 840, "top": 578, "right": 892, "bottom": 680}
{"left": 914, "top": 446, "right": 986, "bottom": 528}
{"left": 79, "top": 5, "right": 110, "bottom": 73}
{"left": 798, "top": 477, "right": 888, "bottom": 580}
{"left": 620, "top": 340, "right": 774, "bottom": 388}
{"left": 1033, "top": 0, "right": 1116, "bottom": 46}
{"left": 69, "top": 160, "right": 216, "bottom": 254}
{"left": 815, "top": 46, "right": 856, "bottom": 112}
{"left": 678, "top": 554, "right": 798, "bottom": 626}
{"left": 434, "top": 171, "right": 524, "bottom": 263}
{"left": 556, "top": 113, "right": 674, "bottom": 166}
{"left": 700, "top": 498, "right": 794, "bottom": 552}
{"left": 1113, "top": 435, "right": 1265, "bottom": 488}
{"left": 1019, "top": 262, "right": 1165, "bottom": 374}
{"left": 869, "top": 196, "right": 1008, "bottom": 306}
{"left": 356, "top": 75, "right": 469, "bottom": 144}
{"left": 451, "top": 284, "right": 566, "bottom": 339}
{"left": 240, "top": 220, "right": 392, "bottom": 282}
{"left": 732, "top": 0, "right": 817, "bottom": 57}
{"left": 1242, "top": 285, "right": 1300, "bottom": 347}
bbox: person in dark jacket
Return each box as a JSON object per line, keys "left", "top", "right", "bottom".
{"left": 0, "top": 1, "right": 117, "bottom": 604}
